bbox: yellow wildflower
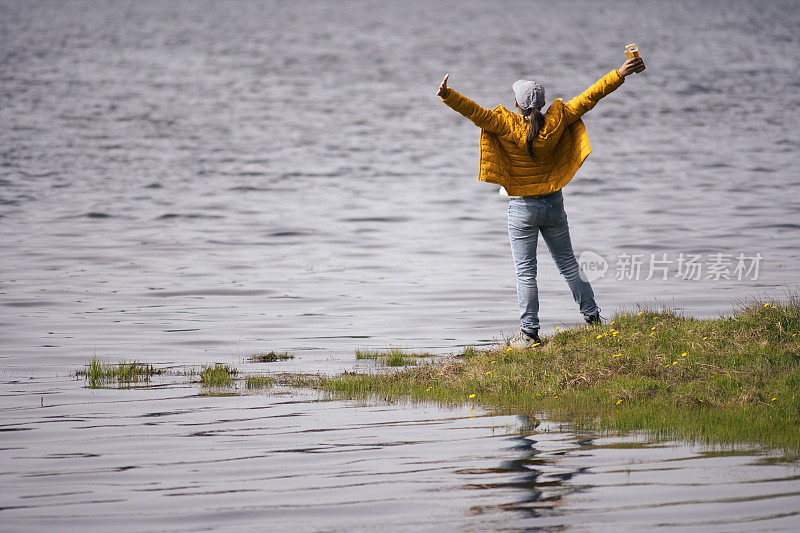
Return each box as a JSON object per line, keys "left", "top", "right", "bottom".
{"left": 485, "top": 371, "right": 492, "bottom": 376}
{"left": 672, "top": 361, "right": 678, "bottom": 365}
{"left": 638, "top": 311, "right": 643, "bottom": 315}
{"left": 651, "top": 326, "right": 656, "bottom": 330}
{"left": 532, "top": 342, "right": 541, "bottom": 347}
{"left": 426, "top": 386, "right": 432, "bottom": 392}
{"left": 764, "top": 303, "right": 770, "bottom": 307}
{"left": 469, "top": 408, "right": 474, "bottom": 411}
{"left": 610, "top": 321, "right": 615, "bottom": 326}
{"left": 555, "top": 326, "right": 559, "bottom": 331}
{"left": 469, "top": 394, "right": 476, "bottom": 399}
{"left": 681, "top": 352, "right": 687, "bottom": 357}
{"left": 490, "top": 360, "right": 496, "bottom": 364}
{"left": 507, "top": 347, "right": 512, "bottom": 352}
{"left": 772, "top": 397, "right": 777, "bottom": 402}
{"left": 616, "top": 399, "right": 623, "bottom": 405}
{"left": 596, "top": 334, "right": 603, "bottom": 339}
{"left": 612, "top": 353, "right": 622, "bottom": 358}
{"left": 703, "top": 337, "right": 707, "bottom": 340}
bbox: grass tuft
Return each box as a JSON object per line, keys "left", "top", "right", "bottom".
{"left": 246, "top": 375, "right": 276, "bottom": 389}
{"left": 461, "top": 346, "right": 478, "bottom": 358}
{"left": 77, "top": 357, "right": 161, "bottom": 388}
{"left": 356, "top": 348, "right": 419, "bottom": 366}
{"left": 199, "top": 364, "right": 238, "bottom": 387}
{"left": 274, "top": 373, "right": 321, "bottom": 388}
{"left": 355, "top": 349, "right": 384, "bottom": 359}
{"left": 386, "top": 350, "right": 416, "bottom": 367}
{"left": 251, "top": 351, "right": 294, "bottom": 363}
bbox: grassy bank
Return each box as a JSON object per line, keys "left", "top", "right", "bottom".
{"left": 322, "top": 297, "right": 800, "bottom": 453}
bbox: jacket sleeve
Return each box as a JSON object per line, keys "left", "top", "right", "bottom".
{"left": 440, "top": 88, "right": 511, "bottom": 136}
{"left": 562, "top": 69, "right": 625, "bottom": 124}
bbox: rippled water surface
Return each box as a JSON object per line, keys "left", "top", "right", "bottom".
{"left": 3, "top": 375, "right": 800, "bottom": 532}
{"left": 1, "top": 0, "right": 799, "bottom": 530}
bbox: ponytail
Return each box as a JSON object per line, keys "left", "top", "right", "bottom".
{"left": 525, "top": 107, "right": 545, "bottom": 160}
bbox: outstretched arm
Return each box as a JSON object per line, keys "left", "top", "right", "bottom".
{"left": 562, "top": 57, "right": 645, "bottom": 123}
{"left": 437, "top": 73, "right": 511, "bottom": 136}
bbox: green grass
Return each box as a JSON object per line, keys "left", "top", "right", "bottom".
{"left": 355, "top": 349, "right": 385, "bottom": 359}
{"left": 251, "top": 351, "right": 295, "bottom": 362}
{"left": 355, "top": 348, "right": 433, "bottom": 366}
{"left": 460, "top": 346, "right": 478, "bottom": 358}
{"left": 274, "top": 373, "right": 321, "bottom": 388}
{"left": 386, "top": 351, "right": 416, "bottom": 367}
{"left": 77, "top": 357, "right": 161, "bottom": 388}
{"left": 199, "top": 364, "right": 238, "bottom": 387}
{"left": 246, "top": 375, "right": 276, "bottom": 389}
{"left": 320, "top": 296, "right": 800, "bottom": 453}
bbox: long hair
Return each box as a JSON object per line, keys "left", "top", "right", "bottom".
{"left": 525, "top": 107, "right": 545, "bottom": 161}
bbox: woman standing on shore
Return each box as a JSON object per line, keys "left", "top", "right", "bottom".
{"left": 437, "top": 53, "right": 645, "bottom": 348}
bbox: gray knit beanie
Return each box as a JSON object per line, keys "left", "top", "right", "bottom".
{"left": 512, "top": 79, "right": 545, "bottom": 114}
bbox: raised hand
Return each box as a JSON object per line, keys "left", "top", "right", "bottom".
{"left": 437, "top": 73, "right": 450, "bottom": 97}
{"left": 619, "top": 57, "right": 646, "bottom": 77}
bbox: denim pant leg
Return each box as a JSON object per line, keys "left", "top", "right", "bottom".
{"left": 507, "top": 200, "right": 541, "bottom": 332}
{"left": 539, "top": 205, "right": 600, "bottom": 317}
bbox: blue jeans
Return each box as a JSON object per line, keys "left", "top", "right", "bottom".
{"left": 507, "top": 190, "right": 599, "bottom": 332}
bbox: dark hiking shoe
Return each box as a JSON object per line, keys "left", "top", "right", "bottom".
{"left": 505, "top": 329, "right": 542, "bottom": 349}
{"left": 584, "top": 312, "right": 602, "bottom": 325}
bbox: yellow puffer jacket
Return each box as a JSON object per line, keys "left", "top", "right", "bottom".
{"left": 441, "top": 69, "right": 625, "bottom": 197}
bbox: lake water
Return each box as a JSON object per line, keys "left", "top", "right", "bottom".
{"left": 3, "top": 376, "right": 800, "bottom": 532}
{"left": 1, "top": 0, "right": 799, "bottom": 530}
